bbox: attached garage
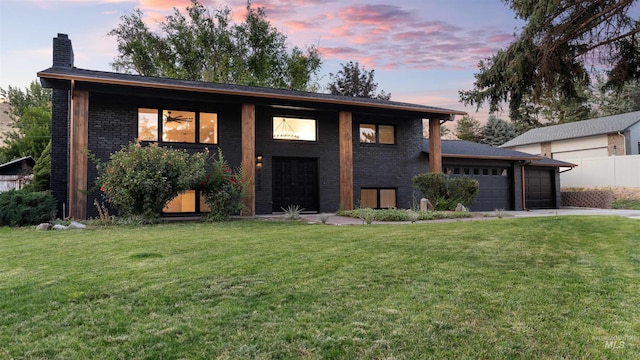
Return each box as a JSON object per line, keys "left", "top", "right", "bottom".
{"left": 443, "top": 162, "right": 513, "bottom": 211}
{"left": 424, "top": 140, "right": 575, "bottom": 212}
{"left": 524, "top": 162, "right": 562, "bottom": 209}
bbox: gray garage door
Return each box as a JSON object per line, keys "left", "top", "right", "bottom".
{"left": 445, "top": 166, "right": 512, "bottom": 211}
{"left": 525, "top": 168, "right": 555, "bottom": 209}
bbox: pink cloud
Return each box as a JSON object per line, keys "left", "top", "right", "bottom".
{"left": 339, "top": 4, "right": 410, "bottom": 26}
{"left": 488, "top": 33, "right": 515, "bottom": 43}
{"left": 138, "top": 0, "right": 192, "bottom": 11}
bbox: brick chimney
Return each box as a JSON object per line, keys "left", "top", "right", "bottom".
{"left": 52, "top": 33, "right": 74, "bottom": 68}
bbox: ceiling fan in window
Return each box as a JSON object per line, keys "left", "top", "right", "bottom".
{"left": 164, "top": 111, "right": 193, "bottom": 124}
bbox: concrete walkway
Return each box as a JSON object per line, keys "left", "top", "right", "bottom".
{"left": 297, "top": 207, "right": 640, "bottom": 225}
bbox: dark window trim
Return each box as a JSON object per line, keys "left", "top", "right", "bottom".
{"left": 359, "top": 123, "right": 396, "bottom": 145}
{"left": 162, "top": 189, "right": 210, "bottom": 215}
{"left": 272, "top": 115, "right": 318, "bottom": 143}
{"left": 138, "top": 107, "right": 218, "bottom": 146}
{"left": 361, "top": 187, "right": 397, "bottom": 209}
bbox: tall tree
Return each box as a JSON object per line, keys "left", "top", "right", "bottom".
{"left": 454, "top": 115, "right": 483, "bottom": 142}
{"left": 592, "top": 77, "right": 640, "bottom": 116}
{"left": 0, "top": 81, "right": 52, "bottom": 163}
{"left": 460, "top": 0, "right": 640, "bottom": 120}
{"left": 109, "top": 0, "right": 321, "bottom": 91}
{"left": 481, "top": 116, "right": 516, "bottom": 146}
{"left": 327, "top": 61, "right": 391, "bottom": 100}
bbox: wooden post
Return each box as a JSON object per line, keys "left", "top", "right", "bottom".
{"left": 339, "top": 111, "right": 353, "bottom": 210}
{"left": 68, "top": 88, "right": 89, "bottom": 219}
{"left": 429, "top": 118, "right": 442, "bottom": 173}
{"left": 241, "top": 104, "right": 256, "bottom": 216}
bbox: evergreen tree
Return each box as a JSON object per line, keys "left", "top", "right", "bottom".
{"left": 460, "top": 0, "right": 639, "bottom": 120}
{"left": 481, "top": 116, "right": 516, "bottom": 146}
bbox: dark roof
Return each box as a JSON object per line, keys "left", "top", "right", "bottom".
{"left": 423, "top": 139, "right": 575, "bottom": 167}
{"left": 0, "top": 156, "right": 36, "bottom": 175}
{"left": 501, "top": 111, "right": 640, "bottom": 147}
{"left": 38, "top": 66, "right": 466, "bottom": 118}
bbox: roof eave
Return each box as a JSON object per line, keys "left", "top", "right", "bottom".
{"left": 37, "top": 70, "right": 467, "bottom": 118}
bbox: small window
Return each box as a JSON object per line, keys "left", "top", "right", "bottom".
{"left": 199, "top": 112, "right": 218, "bottom": 144}
{"left": 163, "top": 110, "right": 195, "bottom": 143}
{"left": 463, "top": 168, "right": 470, "bottom": 175}
{"left": 453, "top": 168, "right": 461, "bottom": 175}
{"left": 164, "top": 191, "right": 197, "bottom": 213}
{"left": 473, "top": 168, "right": 480, "bottom": 175}
{"left": 273, "top": 117, "right": 316, "bottom": 141}
{"left": 483, "top": 169, "right": 489, "bottom": 175}
{"left": 163, "top": 191, "right": 210, "bottom": 214}
{"left": 501, "top": 169, "right": 508, "bottom": 177}
{"left": 359, "top": 124, "right": 395, "bottom": 144}
{"left": 360, "top": 188, "right": 397, "bottom": 209}
{"left": 491, "top": 168, "right": 499, "bottom": 176}
{"left": 138, "top": 108, "right": 158, "bottom": 141}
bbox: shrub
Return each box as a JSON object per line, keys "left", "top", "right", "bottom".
{"left": 23, "top": 140, "right": 51, "bottom": 193}
{"left": 197, "top": 148, "right": 247, "bottom": 221}
{"left": 96, "top": 142, "right": 206, "bottom": 223}
{"left": 413, "top": 172, "right": 479, "bottom": 211}
{"left": 0, "top": 189, "right": 56, "bottom": 226}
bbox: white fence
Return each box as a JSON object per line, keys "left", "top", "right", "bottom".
{"left": 561, "top": 155, "right": 640, "bottom": 188}
{"left": 0, "top": 175, "right": 33, "bottom": 192}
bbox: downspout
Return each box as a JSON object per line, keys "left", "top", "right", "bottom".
{"left": 521, "top": 161, "right": 529, "bottom": 211}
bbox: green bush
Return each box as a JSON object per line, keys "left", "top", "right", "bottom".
{"left": 197, "top": 149, "right": 247, "bottom": 221}
{"left": 96, "top": 142, "right": 206, "bottom": 223}
{"left": 23, "top": 140, "right": 51, "bottom": 192}
{"left": 0, "top": 189, "right": 56, "bottom": 227}
{"left": 336, "top": 208, "right": 473, "bottom": 221}
{"left": 413, "top": 172, "right": 479, "bottom": 210}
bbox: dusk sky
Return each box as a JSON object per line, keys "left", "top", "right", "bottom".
{"left": 0, "top": 0, "right": 527, "bottom": 123}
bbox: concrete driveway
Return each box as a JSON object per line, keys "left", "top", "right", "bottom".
{"left": 505, "top": 207, "right": 640, "bottom": 219}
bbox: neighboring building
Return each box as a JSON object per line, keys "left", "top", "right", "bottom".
{"left": 501, "top": 111, "right": 640, "bottom": 160}
{"left": 0, "top": 156, "right": 35, "bottom": 192}
{"left": 423, "top": 140, "right": 574, "bottom": 211}
{"left": 501, "top": 112, "right": 640, "bottom": 188}
{"left": 38, "top": 34, "right": 465, "bottom": 219}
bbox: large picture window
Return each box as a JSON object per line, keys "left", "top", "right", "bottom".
{"left": 360, "top": 188, "right": 396, "bottom": 209}
{"left": 273, "top": 117, "right": 317, "bottom": 141}
{"left": 359, "top": 124, "right": 395, "bottom": 144}
{"left": 138, "top": 108, "right": 217, "bottom": 144}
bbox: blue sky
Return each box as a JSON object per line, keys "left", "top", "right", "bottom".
{"left": 0, "top": 0, "right": 526, "bottom": 123}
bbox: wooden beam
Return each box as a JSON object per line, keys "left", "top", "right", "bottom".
{"left": 241, "top": 104, "right": 256, "bottom": 216}
{"left": 69, "top": 88, "right": 89, "bottom": 219}
{"left": 339, "top": 111, "right": 353, "bottom": 210}
{"left": 429, "top": 119, "right": 442, "bottom": 173}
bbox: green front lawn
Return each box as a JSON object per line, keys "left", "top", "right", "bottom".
{"left": 1, "top": 217, "right": 639, "bottom": 359}
{"left": 612, "top": 199, "right": 640, "bottom": 210}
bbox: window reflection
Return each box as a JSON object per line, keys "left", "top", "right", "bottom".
{"left": 138, "top": 108, "right": 158, "bottom": 141}
{"left": 163, "top": 110, "right": 195, "bottom": 143}
{"left": 273, "top": 117, "right": 316, "bottom": 141}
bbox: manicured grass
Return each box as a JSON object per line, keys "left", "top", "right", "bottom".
{"left": 612, "top": 198, "right": 640, "bottom": 210}
{"left": 1, "top": 217, "right": 639, "bottom": 359}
